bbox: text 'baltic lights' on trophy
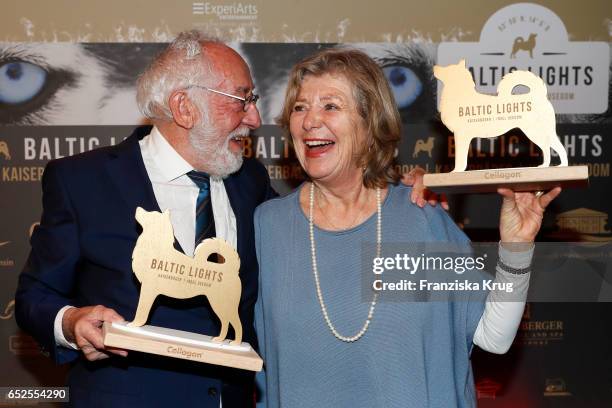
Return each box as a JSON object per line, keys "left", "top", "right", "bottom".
{"left": 102, "top": 207, "right": 263, "bottom": 372}
{"left": 423, "top": 59, "right": 588, "bottom": 193}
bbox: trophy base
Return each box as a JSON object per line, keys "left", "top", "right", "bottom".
{"left": 423, "top": 165, "right": 588, "bottom": 194}
{"left": 102, "top": 322, "right": 263, "bottom": 372}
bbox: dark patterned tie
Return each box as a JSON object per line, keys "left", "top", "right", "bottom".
{"left": 186, "top": 171, "right": 216, "bottom": 246}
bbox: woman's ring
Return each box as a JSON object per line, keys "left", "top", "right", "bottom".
{"left": 535, "top": 190, "right": 545, "bottom": 198}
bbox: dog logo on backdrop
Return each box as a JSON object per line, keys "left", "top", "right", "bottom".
{"left": 0, "top": 300, "right": 15, "bottom": 320}
{"left": 412, "top": 137, "right": 435, "bottom": 158}
{"left": 130, "top": 207, "right": 243, "bottom": 345}
{"left": 0, "top": 141, "right": 11, "bottom": 160}
{"left": 510, "top": 33, "right": 537, "bottom": 59}
{"left": 434, "top": 59, "right": 568, "bottom": 172}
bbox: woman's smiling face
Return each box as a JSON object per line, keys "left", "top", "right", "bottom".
{"left": 289, "top": 73, "right": 368, "bottom": 185}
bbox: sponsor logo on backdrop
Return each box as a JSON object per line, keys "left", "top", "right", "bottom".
{"left": 243, "top": 136, "right": 291, "bottom": 160}
{"left": 23, "top": 137, "right": 121, "bottom": 160}
{"left": 0, "top": 140, "right": 27, "bottom": 183}
{"left": 516, "top": 303, "right": 564, "bottom": 346}
{"left": 437, "top": 3, "right": 609, "bottom": 114}
{"left": 544, "top": 378, "right": 572, "bottom": 397}
{"left": 433, "top": 132, "right": 607, "bottom": 174}
{"left": 0, "top": 259, "right": 15, "bottom": 267}
{"left": 558, "top": 133, "right": 608, "bottom": 178}
{"left": 0, "top": 299, "right": 14, "bottom": 320}
{"left": 2, "top": 136, "right": 124, "bottom": 182}
{"left": 9, "top": 334, "right": 41, "bottom": 356}
{"left": 413, "top": 137, "right": 435, "bottom": 158}
{"left": 1, "top": 166, "right": 44, "bottom": 182}
{"left": 547, "top": 208, "right": 612, "bottom": 242}
{"left": 0, "top": 141, "right": 11, "bottom": 160}
{"left": 192, "top": 2, "right": 258, "bottom": 21}
{"left": 263, "top": 164, "right": 305, "bottom": 181}
{"left": 244, "top": 135, "right": 305, "bottom": 181}
{"left": 475, "top": 379, "right": 501, "bottom": 399}
{"left": 0, "top": 240, "right": 15, "bottom": 268}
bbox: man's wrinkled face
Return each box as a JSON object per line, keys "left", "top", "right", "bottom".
{"left": 188, "top": 44, "right": 261, "bottom": 177}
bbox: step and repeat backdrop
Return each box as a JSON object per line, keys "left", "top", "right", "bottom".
{"left": 1, "top": 1, "right": 611, "bottom": 406}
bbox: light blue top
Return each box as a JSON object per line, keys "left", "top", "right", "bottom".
{"left": 254, "top": 184, "right": 486, "bottom": 408}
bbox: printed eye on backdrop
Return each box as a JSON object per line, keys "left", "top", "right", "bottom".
{"left": 0, "top": 61, "right": 47, "bottom": 104}
{"left": 346, "top": 43, "right": 437, "bottom": 123}
{"left": 0, "top": 59, "right": 74, "bottom": 124}
{"left": 383, "top": 65, "right": 423, "bottom": 109}
{"left": 0, "top": 43, "right": 160, "bottom": 125}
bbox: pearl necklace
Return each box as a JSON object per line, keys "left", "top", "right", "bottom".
{"left": 308, "top": 183, "right": 381, "bottom": 342}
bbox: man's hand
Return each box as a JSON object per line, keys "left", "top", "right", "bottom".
{"left": 62, "top": 305, "right": 128, "bottom": 361}
{"left": 402, "top": 167, "right": 449, "bottom": 210}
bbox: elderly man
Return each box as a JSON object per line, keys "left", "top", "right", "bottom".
{"left": 15, "top": 31, "right": 273, "bottom": 407}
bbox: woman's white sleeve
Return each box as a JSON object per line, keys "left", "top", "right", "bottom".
{"left": 473, "top": 243, "right": 533, "bottom": 354}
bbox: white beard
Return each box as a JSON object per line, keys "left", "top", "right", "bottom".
{"left": 188, "top": 123, "right": 246, "bottom": 178}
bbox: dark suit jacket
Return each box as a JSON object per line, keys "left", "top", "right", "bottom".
{"left": 15, "top": 126, "right": 277, "bottom": 407}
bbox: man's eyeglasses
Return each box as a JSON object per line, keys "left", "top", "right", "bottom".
{"left": 185, "top": 85, "right": 259, "bottom": 112}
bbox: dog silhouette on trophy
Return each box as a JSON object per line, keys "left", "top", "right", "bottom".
{"left": 130, "top": 208, "right": 243, "bottom": 344}
{"left": 103, "top": 208, "right": 263, "bottom": 371}
{"left": 424, "top": 59, "right": 586, "bottom": 193}
{"left": 434, "top": 59, "right": 568, "bottom": 173}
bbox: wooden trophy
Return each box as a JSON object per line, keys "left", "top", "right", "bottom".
{"left": 423, "top": 59, "right": 588, "bottom": 193}
{"left": 102, "top": 207, "right": 263, "bottom": 371}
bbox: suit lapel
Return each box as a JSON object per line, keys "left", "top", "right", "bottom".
{"left": 105, "top": 128, "right": 186, "bottom": 253}
{"left": 105, "top": 131, "right": 160, "bottom": 215}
